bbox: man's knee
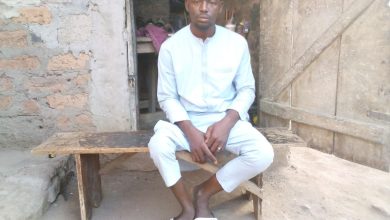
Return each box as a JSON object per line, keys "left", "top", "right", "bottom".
{"left": 246, "top": 142, "right": 274, "bottom": 173}
{"left": 148, "top": 133, "right": 175, "bottom": 160}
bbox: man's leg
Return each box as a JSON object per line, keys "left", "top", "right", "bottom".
{"left": 171, "top": 179, "right": 195, "bottom": 220}
{"left": 193, "top": 174, "right": 223, "bottom": 218}
{"left": 194, "top": 120, "right": 274, "bottom": 217}
{"left": 149, "top": 121, "right": 195, "bottom": 220}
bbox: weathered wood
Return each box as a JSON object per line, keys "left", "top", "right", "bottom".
{"left": 256, "top": 127, "right": 306, "bottom": 147}
{"left": 88, "top": 155, "right": 102, "bottom": 208}
{"left": 75, "top": 154, "right": 102, "bottom": 220}
{"left": 125, "top": 0, "right": 138, "bottom": 130}
{"left": 32, "top": 131, "right": 153, "bottom": 155}
{"left": 260, "top": 100, "right": 388, "bottom": 144}
{"left": 176, "top": 151, "right": 263, "bottom": 199}
{"left": 251, "top": 174, "right": 263, "bottom": 220}
{"left": 137, "top": 38, "right": 156, "bottom": 54}
{"left": 264, "top": 0, "right": 375, "bottom": 100}
{"left": 99, "top": 153, "right": 138, "bottom": 175}
{"left": 32, "top": 128, "right": 304, "bottom": 155}
{"left": 33, "top": 127, "right": 305, "bottom": 220}
{"left": 75, "top": 154, "right": 90, "bottom": 220}
{"left": 148, "top": 59, "right": 158, "bottom": 112}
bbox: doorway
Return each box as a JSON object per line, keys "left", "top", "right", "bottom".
{"left": 127, "top": 0, "right": 261, "bottom": 130}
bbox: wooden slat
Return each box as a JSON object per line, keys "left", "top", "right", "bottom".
{"left": 136, "top": 42, "right": 155, "bottom": 54}
{"left": 32, "top": 131, "right": 153, "bottom": 155}
{"left": 32, "top": 128, "right": 304, "bottom": 155}
{"left": 256, "top": 127, "right": 306, "bottom": 146}
{"left": 176, "top": 151, "right": 263, "bottom": 199}
{"left": 75, "top": 154, "right": 91, "bottom": 220}
{"left": 260, "top": 100, "right": 388, "bottom": 144}
{"left": 264, "top": 0, "right": 376, "bottom": 100}
{"left": 251, "top": 174, "right": 263, "bottom": 220}
{"left": 75, "top": 154, "right": 102, "bottom": 220}
{"left": 125, "top": 0, "right": 138, "bottom": 130}
{"left": 99, "top": 153, "right": 138, "bottom": 175}
{"left": 88, "top": 155, "right": 102, "bottom": 208}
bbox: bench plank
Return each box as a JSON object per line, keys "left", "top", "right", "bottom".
{"left": 176, "top": 151, "right": 263, "bottom": 199}
{"left": 32, "top": 131, "right": 153, "bottom": 155}
{"left": 32, "top": 128, "right": 304, "bottom": 155}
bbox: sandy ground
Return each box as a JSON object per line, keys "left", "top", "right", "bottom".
{"left": 42, "top": 147, "right": 390, "bottom": 220}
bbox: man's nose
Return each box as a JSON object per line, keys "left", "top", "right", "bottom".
{"left": 199, "top": 0, "right": 208, "bottom": 12}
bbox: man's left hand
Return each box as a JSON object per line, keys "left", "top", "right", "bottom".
{"left": 205, "top": 110, "right": 240, "bottom": 154}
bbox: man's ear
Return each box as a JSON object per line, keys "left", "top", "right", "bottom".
{"left": 184, "top": 0, "right": 190, "bottom": 12}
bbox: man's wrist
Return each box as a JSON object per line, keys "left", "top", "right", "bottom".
{"left": 224, "top": 109, "right": 240, "bottom": 125}
{"left": 175, "top": 120, "right": 197, "bottom": 137}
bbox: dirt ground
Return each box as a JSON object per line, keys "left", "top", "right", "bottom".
{"left": 42, "top": 147, "right": 390, "bottom": 220}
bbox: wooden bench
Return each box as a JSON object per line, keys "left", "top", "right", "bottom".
{"left": 32, "top": 128, "right": 305, "bottom": 220}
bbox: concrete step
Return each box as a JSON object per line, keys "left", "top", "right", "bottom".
{"left": 0, "top": 149, "right": 73, "bottom": 220}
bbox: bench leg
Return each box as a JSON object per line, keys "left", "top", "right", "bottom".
{"left": 251, "top": 174, "right": 263, "bottom": 220}
{"left": 75, "top": 154, "right": 103, "bottom": 220}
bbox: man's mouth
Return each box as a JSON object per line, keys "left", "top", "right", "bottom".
{"left": 198, "top": 16, "right": 209, "bottom": 21}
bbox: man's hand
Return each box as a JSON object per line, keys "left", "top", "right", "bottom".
{"left": 205, "top": 110, "right": 240, "bottom": 154}
{"left": 176, "top": 120, "right": 217, "bottom": 164}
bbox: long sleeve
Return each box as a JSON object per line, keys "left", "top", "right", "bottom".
{"left": 227, "top": 42, "right": 255, "bottom": 120}
{"left": 157, "top": 45, "right": 190, "bottom": 123}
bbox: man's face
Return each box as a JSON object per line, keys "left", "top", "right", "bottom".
{"left": 185, "top": 0, "right": 223, "bottom": 31}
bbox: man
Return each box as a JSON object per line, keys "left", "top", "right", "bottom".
{"left": 148, "top": 0, "right": 274, "bottom": 219}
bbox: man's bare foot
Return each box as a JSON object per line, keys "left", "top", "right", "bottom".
{"left": 193, "top": 186, "right": 214, "bottom": 218}
{"left": 172, "top": 207, "right": 195, "bottom": 220}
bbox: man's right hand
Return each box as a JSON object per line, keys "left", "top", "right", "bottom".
{"left": 176, "top": 120, "right": 217, "bottom": 164}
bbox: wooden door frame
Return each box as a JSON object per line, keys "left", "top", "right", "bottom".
{"left": 125, "top": 0, "right": 139, "bottom": 130}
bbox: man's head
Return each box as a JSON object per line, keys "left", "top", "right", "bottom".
{"left": 185, "top": 0, "right": 223, "bottom": 36}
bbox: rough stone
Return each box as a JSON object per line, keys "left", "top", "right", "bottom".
{"left": 0, "top": 30, "right": 28, "bottom": 48}
{"left": 12, "top": 6, "right": 52, "bottom": 24}
{"left": 74, "top": 113, "right": 93, "bottom": 126}
{"left": 0, "top": 149, "right": 73, "bottom": 220}
{"left": 56, "top": 115, "right": 70, "bottom": 130}
{"left": 74, "top": 74, "right": 90, "bottom": 86}
{"left": 23, "top": 99, "right": 40, "bottom": 113}
{"left": 0, "top": 56, "right": 40, "bottom": 70}
{"left": 47, "top": 176, "right": 60, "bottom": 203}
{"left": 47, "top": 53, "right": 89, "bottom": 71}
{"left": 46, "top": 93, "right": 88, "bottom": 109}
{"left": 0, "top": 74, "right": 14, "bottom": 92}
{"left": 26, "top": 80, "right": 66, "bottom": 94}
{"left": 0, "top": 96, "right": 13, "bottom": 110}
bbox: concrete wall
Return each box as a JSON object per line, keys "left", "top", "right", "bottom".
{"left": 0, "top": 0, "right": 134, "bottom": 149}
{"left": 259, "top": 0, "right": 390, "bottom": 171}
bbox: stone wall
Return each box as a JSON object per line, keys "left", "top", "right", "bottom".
{"left": 0, "top": 0, "right": 133, "bottom": 149}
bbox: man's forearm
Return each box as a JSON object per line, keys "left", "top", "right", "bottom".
{"left": 175, "top": 120, "right": 197, "bottom": 137}
{"left": 222, "top": 109, "right": 240, "bottom": 129}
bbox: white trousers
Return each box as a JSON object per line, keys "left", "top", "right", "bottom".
{"left": 148, "top": 112, "right": 274, "bottom": 192}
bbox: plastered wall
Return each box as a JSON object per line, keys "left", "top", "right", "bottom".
{"left": 0, "top": 0, "right": 134, "bottom": 149}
